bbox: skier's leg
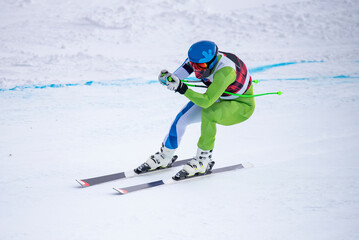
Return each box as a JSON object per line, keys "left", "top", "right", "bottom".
{"left": 135, "top": 101, "right": 202, "bottom": 173}
{"left": 163, "top": 101, "right": 202, "bottom": 149}
{"left": 174, "top": 85, "right": 255, "bottom": 178}
{"left": 173, "top": 104, "right": 220, "bottom": 178}
{"left": 198, "top": 85, "right": 255, "bottom": 150}
{"left": 177, "top": 99, "right": 254, "bottom": 177}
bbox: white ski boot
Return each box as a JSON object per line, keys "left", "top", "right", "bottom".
{"left": 173, "top": 148, "right": 215, "bottom": 180}
{"left": 134, "top": 145, "right": 176, "bottom": 174}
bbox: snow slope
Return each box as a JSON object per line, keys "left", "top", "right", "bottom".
{"left": 0, "top": 0, "right": 359, "bottom": 239}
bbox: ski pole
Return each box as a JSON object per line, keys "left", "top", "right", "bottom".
{"left": 181, "top": 81, "right": 282, "bottom": 98}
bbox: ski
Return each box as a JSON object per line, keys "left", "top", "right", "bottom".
{"left": 113, "top": 162, "right": 253, "bottom": 195}
{"left": 76, "top": 157, "right": 192, "bottom": 187}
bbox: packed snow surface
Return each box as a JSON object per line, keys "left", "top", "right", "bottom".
{"left": 0, "top": 0, "right": 359, "bottom": 239}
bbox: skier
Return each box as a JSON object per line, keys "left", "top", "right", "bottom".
{"left": 135, "top": 40, "right": 255, "bottom": 180}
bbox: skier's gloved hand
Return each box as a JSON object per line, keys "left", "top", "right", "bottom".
{"left": 158, "top": 69, "right": 188, "bottom": 94}
{"left": 158, "top": 69, "right": 170, "bottom": 85}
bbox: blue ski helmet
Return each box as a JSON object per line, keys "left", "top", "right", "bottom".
{"left": 188, "top": 40, "right": 218, "bottom": 79}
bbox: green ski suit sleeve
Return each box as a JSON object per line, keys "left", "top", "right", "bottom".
{"left": 184, "top": 67, "right": 236, "bottom": 108}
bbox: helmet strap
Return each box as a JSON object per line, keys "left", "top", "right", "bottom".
{"left": 206, "top": 45, "right": 219, "bottom": 69}
{"left": 208, "top": 55, "right": 218, "bottom": 69}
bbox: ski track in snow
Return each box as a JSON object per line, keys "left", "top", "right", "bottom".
{"left": 1, "top": 0, "right": 359, "bottom": 240}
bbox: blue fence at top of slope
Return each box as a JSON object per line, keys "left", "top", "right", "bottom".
{"left": 249, "top": 60, "right": 323, "bottom": 74}
{"left": 0, "top": 60, "right": 358, "bottom": 92}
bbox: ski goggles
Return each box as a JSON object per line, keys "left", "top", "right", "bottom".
{"left": 189, "top": 61, "right": 208, "bottom": 71}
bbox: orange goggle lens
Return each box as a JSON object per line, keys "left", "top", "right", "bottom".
{"left": 189, "top": 61, "right": 208, "bottom": 71}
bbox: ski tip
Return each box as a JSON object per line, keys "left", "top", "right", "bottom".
{"left": 241, "top": 162, "right": 254, "bottom": 168}
{"left": 113, "top": 188, "right": 128, "bottom": 195}
{"left": 76, "top": 179, "right": 90, "bottom": 187}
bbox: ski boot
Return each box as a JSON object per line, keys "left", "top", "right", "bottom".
{"left": 134, "top": 145, "right": 177, "bottom": 174}
{"left": 173, "top": 148, "right": 215, "bottom": 180}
